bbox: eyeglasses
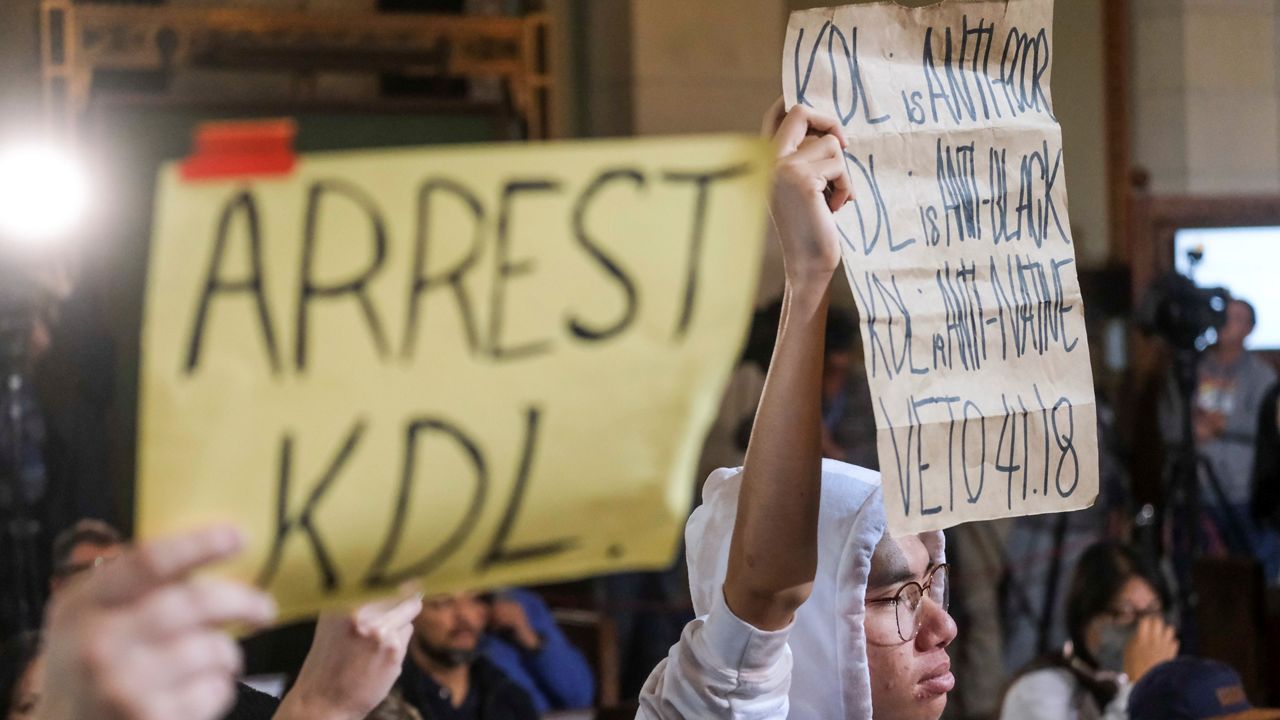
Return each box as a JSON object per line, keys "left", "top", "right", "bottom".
{"left": 1106, "top": 604, "right": 1163, "bottom": 626}
{"left": 866, "top": 563, "right": 949, "bottom": 642}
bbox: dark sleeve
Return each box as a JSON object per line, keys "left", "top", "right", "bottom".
{"left": 509, "top": 590, "right": 595, "bottom": 709}
{"left": 1252, "top": 383, "right": 1280, "bottom": 526}
{"left": 222, "top": 683, "right": 281, "bottom": 720}
{"left": 502, "top": 681, "right": 540, "bottom": 720}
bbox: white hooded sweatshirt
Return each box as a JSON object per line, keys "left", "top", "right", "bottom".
{"left": 636, "top": 459, "right": 945, "bottom": 719}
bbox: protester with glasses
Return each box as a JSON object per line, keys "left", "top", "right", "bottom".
{"left": 1000, "top": 542, "right": 1178, "bottom": 720}
{"left": 865, "top": 563, "right": 949, "bottom": 643}
{"left": 636, "top": 98, "right": 958, "bottom": 719}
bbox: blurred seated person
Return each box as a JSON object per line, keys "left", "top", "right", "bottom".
{"left": 479, "top": 589, "right": 593, "bottom": 713}
{"left": 1000, "top": 542, "right": 1178, "bottom": 720}
{"left": 48, "top": 519, "right": 123, "bottom": 595}
{"left": 399, "top": 592, "right": 537, "bottom": 720}
{"left": 1128, "top": 656, "right": 1280, "bottom": 720}
{"left": 29, "top": 525, "right": 420, "bottom": 720}
{"left": 1159, "top": 298, "right": 1279, "bottom": 576}
{"left": 820, "top": 308, "right": 878, "bottom": 470}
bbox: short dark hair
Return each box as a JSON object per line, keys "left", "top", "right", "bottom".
{"left": 1065, "top": 542, "right": 1169, "bottom": 668}
{"left": 51, "top": 519, "right": 122, "bottom": 577}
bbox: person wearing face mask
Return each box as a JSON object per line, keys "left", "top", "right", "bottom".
{"left": 999, "top": 542, "right": 1179, "bottom": 720}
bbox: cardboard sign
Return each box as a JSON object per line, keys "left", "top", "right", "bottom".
{"left": 138, "top": 133, "right": 770, "bottom": 619}
{"left": 783, "top": 0, "right": 1099, "bottom": 534}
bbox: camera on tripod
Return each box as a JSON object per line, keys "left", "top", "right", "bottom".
{"left": 1136, "top": 249, "right": 1231, "bottom": 351}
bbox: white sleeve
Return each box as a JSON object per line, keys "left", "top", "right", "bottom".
{"left": 635, "top": 587, "right": 792, "bottom": 720}
{"left": 999, "top": 669, "right": 1080, "bottom": 720}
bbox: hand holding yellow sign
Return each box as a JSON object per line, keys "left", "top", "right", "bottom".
{"left": 138, "top": 134, "right": 771, "bottom": 621}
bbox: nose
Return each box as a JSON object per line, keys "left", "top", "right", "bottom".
{"left": 915, "top": 596, "right": 957, "bottom": 650}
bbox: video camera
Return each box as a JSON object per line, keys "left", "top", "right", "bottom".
{"left": 1136, "top": 248, "right": 1231, "bottom": 351}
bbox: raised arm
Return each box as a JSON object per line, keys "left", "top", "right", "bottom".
{"left": 274, "top": 589, "right": 422, "bottom": 720}
{"left": 723, "top": 100, "right": 850, "bottom": 631}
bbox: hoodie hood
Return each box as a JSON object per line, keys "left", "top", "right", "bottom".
{"left": 685, "top": 459, "right": 945, "bottom": 719}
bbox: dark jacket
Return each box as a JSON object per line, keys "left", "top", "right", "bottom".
{"left": 399, "top": 656, "right": 538, "bottom": 720}
{"left": 1253, "top": 383, "right": 1280, "bottom": 529}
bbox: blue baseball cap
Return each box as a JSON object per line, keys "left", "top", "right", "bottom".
{"left": 1129, "top": 657, "right": 1280, "bottom": 720}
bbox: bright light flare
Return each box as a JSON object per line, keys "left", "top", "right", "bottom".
{"left": 0, "top": 141, "right": 92, "bottom": 248}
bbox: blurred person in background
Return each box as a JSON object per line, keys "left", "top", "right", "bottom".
{"left": 1000, "top": 542, "right": 1178, "bottom": 720}
{"left": 1127, "top": 656, "right": 1280, "bottom": 720}
{"left": 478, "top": 589, "right": 593, "bottom": 714}
{"left": 1160, "top": 298, "right": 1279, "bottom": 580}
{"left": 398, "top": 592, "right": 537, "bottom": 720}
{"left": 1001, "top": 396, "right": 1133, "bottom": 677}
{"left": 819, "top": 308, "right": 877, "bottom": 471}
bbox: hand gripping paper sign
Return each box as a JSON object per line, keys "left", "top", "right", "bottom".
{"left": 783, "top": 0, "right": 1099, "bottom": 535}
{"left": 137, "top": 127, "right": 771, "bottom": 621}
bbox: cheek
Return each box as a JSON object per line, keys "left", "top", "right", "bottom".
{"left": 867, "top": 643, "right": 914, "bottom": 700}
{"left": 1083, "top": 618, "right": 1104, "bottom": 656}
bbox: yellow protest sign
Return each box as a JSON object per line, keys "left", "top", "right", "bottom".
{"left": 138, "top": 134, "right": 770, "bottom": 621}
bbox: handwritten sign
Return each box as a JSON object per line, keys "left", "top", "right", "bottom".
{"left": 137, "top": 135, "right": 771, "bottom": 620}
{"left": 783, "top": 0, "right": 1098, "bottom": 534}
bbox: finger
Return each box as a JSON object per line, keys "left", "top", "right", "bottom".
{"left": 774, "top": 106, "right": 846, "bottom": 155}
{"left": 391, "top": 622, "right": 414, "bottom": 654}
{"left": 156, "top": 672, "right": 239, "bottom": 720}
{"left": 129, "top": 577, "right": 276, "bottom": 640}
{"left": 826, "top": 158, "right": 854, "bottom": 211}
{"left": 1145, "top": 615, "right": 1165, "bottom": 638}
{"left": 776, "top": 154, "right": 852, "bottom": 212}
{"left": 812, "top": 155, "right": 852, "bottom": 188}
{"left": 93, "top": 526, "right": 244, "bottom": 606}
{"left": 793, "top": 133, "right": 844, "bottom": 163}
{"left": 150, "top": 632, "right": 244, "bottom": 688}
{"left": 1133, "top": 615, "right": 1154, "bottom": 636}
{"left": 373, "top": 593, "right": 425, "bottom": 637}
{"left": 354, "top": 585, "right": 424, "bottom": 634}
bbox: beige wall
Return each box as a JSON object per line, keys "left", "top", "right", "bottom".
{"left": 1052, "top": 0, "right": 1109, "bottom": 267}
{"left": 0, "top": 0, "right": 42, "bottom": 135}
{"left": 605, "top": 0, "right": 1115, "bottom": 301}
{"left": 1130, "top": 0, "right": 1280, "bottom": 195}
{"left": 630, "top": 0, "right": 787, "bottom": 135}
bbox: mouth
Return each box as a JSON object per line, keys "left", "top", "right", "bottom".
{"left": 450, "top": 629, "right": 478, "bottom": 644}
{"left": 915, "top": 659, "right": 955, "bottom": 699}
